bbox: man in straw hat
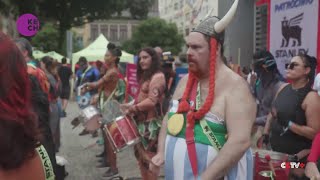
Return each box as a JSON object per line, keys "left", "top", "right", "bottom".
{"left": 150, "top": 0, "right": 256, "bottom": 179}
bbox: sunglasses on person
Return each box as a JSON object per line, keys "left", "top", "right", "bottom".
{"left": 285, "top": 62, "right": 303, "bottom": 70}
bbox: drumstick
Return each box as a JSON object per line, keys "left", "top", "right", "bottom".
{"left": 265, "top": 154, "right": 276, "bottom": 177}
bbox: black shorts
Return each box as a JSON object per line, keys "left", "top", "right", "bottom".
{"left": 60, "top": 85, "right": 71, "bottom": 99}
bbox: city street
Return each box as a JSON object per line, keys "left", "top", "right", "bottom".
{"left": 57, "top": 101, "right": 164, "bottom": 180}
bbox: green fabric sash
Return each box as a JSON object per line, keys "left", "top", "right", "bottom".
{"left": 36, "top": 145, "right": 55, "bottom": 180}
{"left": 167, "top": 112, "right": 227, "bottom": 147}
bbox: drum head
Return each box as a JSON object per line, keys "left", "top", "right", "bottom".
{"left": 81, "top": 105, "right": 99, "bottom": 121}
{"left": 101, "top": 100, "right": 123, "bottom": 124}
{"left": 253, "top": 149, "right": 288, "bottom": 161}
{"left": 77, "top": 92, "right": 91, "bottom": 109}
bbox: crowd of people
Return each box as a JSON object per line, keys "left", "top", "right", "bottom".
{"left": 1, "top": 0, "right": 320, "bottom": 180}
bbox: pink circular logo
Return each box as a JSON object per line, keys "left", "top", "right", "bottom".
{"left": 16, "top": 14, "right": 40, "bottom": 36}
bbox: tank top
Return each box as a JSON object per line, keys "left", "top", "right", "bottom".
{"left": 270, "top": 84, "right": 312, "bottom": 154}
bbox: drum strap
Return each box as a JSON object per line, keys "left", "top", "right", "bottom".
{"left": 36, "top": 145, "right": 55, "bottom": 180}
{"left": 186, "top": 82, "right": 198, "bottom": 178}
{"left": 80, "top": 66, "right": 92, "bottom": 85}
{"left": 99, "top": 87, "right": 117, "bottom": 111}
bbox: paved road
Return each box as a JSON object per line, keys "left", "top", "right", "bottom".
{"left": 57, "top": 101, "right": 164, "bottom": 180}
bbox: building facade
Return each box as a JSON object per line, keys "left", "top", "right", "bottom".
{"left": 74, "top": 0, "right": 160, "bottom": 47}
{"left": 160, "top": 0, "right": 255, "bottom": 67}
{"left": 254, "top": 3, "right": 268, "bottom": 53}
{"left": 0, "top": 13, "right": 18, "bottom": 38}
{"left": 159, "top": 0, "right": 218, "bottom": 36}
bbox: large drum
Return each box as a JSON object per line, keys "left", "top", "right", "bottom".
{"left": 104, "top": 116, "right": 140, "bottom": 153}
{"left": 81, "top": 105, "right": 102, "bottom": 132}
{"left": 253, "top": 149, "right": 289, "bottom": 180}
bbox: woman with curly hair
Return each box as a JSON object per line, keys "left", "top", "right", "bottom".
{"left": 0, "top": 33, "right": 55, "bottom": 179}
{"left": 121, "top": 47, "right": 166, "bottom": 180}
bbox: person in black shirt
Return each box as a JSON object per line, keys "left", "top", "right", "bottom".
{"left": 263, "top": 54, "right": 320, "bottom": 179}
{"left": 58, "top": 57, "right": 73, "bottom": 117}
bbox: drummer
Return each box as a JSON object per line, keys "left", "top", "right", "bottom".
{"left": 121, "top": 47, "right": 166, "bottom": 180}
{"left": 150, "top": 1, "right": 257, "bottom": 179}
{"left": 76, "top": 57, "right": 100, "bottom": 137}
{"left": 85, "top": 43, "right": 125, "bottom": 179}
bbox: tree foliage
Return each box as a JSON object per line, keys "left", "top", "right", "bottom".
{"left": 126, "top": 0, "right": 154, "bottom": 19}
{"left": 5, "top": 0, "right": 128, "bottom": 53}
{"left": 4, "top": 0, "right": 155, "bottom": 53}
{"left": 122, "top": 18, "right": 184, "bottom": 55}
{"left": 32, "top": 23, "right": 82, "bottom": 55}
{"left": 32, "top": 23, "right": 59, "bottom": 52}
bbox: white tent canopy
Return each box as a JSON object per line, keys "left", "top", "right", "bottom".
{"left": 72, "top": 34, "right": 134, "bottom": 71}
{"left": 33, "top": 50, "right": 68, "bottom": 62}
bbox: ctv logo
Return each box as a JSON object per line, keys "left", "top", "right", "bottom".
{"left": 281, "top": 162, "right": 305, "bottom": 169}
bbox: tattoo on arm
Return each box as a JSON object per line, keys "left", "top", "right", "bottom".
{"left": 152, "top": 87, "right": 160, "bottom": 97}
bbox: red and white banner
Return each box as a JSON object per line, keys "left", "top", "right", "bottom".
{"left": 258, "top": 0, "right": 320, "bottom": 75}
{"left": 126, "top": 63, "right": 139, "bottom": 99}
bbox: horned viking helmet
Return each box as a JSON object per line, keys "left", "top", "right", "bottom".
{"left": 191, "top": 0, "right": 239, "bottom": 41}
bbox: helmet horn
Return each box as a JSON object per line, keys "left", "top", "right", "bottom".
{"left": 214, "top": 0, "right": 239, "bottom": 33}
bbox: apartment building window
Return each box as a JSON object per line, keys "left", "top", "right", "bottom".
{"left": 119, "top": 25, "right": 128, "bottom": 41}
{"left": 180, "top": 0, "right": 184, "bottom": 8}
{"left": 255, "top": 5, "right": 268, "bottom": 52}
{"left": 174, "top": 3, "right": 179, "bottom": 10}
{"left": 90, "top": 24, "right": 98, "bottom": 40}
{"left": 110, "top": 25, "right": 118, "bottom": 41}
{"left": 100, "top": 24, "right": 108, "bottom": 37}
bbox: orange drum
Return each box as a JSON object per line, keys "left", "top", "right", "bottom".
{"left": 253, "top": 149, "right": 290, "bottom": 180}
{"left": 104, "top": 116, "right": 140, "bottom": 153}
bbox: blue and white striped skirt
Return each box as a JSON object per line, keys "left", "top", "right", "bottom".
{"left": 164, "top": 135, "right": 253, "bottom": 180}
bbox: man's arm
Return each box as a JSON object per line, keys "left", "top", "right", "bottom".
{"left": 201, "top": 78, "right": 256, "bottom": 179}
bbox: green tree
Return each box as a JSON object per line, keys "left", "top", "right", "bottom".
{"left": 32, "top": 23, "right": 59, "bottom": 52}
{"left": 126, "top": 0, "right": 154, "bottom": 19}
{"left": 7, "top": 0, "right": 128, "bottom": 53}
{"left": 122, "top": 18, "right": 184, "bottom": 55}
{"left": 5, "top": 0, "right": 153, "bottom": 52}
{"left": 32, "top": 23, "right": 83, "bottom": 56}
